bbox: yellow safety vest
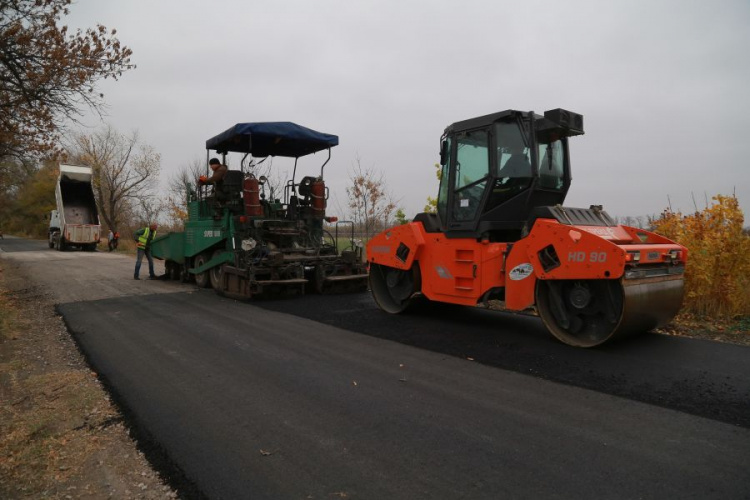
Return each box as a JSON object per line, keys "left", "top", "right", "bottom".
{"left": 137, "top": 227, "right": 156, "bottom": 249}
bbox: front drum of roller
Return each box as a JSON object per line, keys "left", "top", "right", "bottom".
{"left": 535, "top": 276, "right": 685, "bottom": 348}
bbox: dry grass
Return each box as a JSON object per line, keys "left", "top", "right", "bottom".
{"left": 658, "top": 313, "right": 750, "bottom": 346}
{"left": 116, "top": 238, "right": 137, "bottom": 253}
{"left": 0, "top": 291, "right": 109, "bottom": 495}
{"left": 98, "top": 236, "right": 137, "bottom": 254}
{"left": 0, "top": 267, "right": 172, "bottom": 498}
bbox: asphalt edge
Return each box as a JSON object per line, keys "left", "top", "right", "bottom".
{"left": 55, "top": 303, "right": 209, "bottom": 500}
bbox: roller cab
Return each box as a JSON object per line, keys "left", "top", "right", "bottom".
{"left": 367, "top": 109, "right": 688, "bottom": 347}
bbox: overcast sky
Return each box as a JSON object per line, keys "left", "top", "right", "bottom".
{"left": 65, "top": 0, "right": 750, "bottom": 221}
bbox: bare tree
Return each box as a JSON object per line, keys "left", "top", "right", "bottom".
{"left": 616, "top": 215, "right": 648, "bottom": 229}
{"left": 248, "top": 157, "right": 287, "bottom": 204}
{"left": 135, "top": 196, "right": 164, "bottom": 229}
{"left": 168, "top": 158, "right": 203, "bottom": 196}
{"left": 346, "top": 155, "right": 396, "bottom": 239}
{"left": 66, "top": 125, "right": 160, "bottom": 232}
{"left": 166, "top": 158, "right": 203, "bottom": 228}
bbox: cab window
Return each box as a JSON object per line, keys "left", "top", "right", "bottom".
{"left": 496, "top": 121, "right": 531, "bottom": 179}
{"left": 453, "top": 129, "right": 489, "bottom": 221}
{"left": 485, "top": 121, "right": 532, "bottom": 213}
{"left": 537, "top": 139, "right": 564, "bottom": 190}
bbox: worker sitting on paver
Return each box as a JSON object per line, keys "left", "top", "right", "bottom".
{"left": 198, "top": 158, "right": 228, "bottom": 194}
{"left": 198, "top": 158, "right": 230, "bottom": 218}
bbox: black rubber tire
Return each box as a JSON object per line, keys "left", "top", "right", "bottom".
{"left": 180, "top": 264, "right": 192, "bottom": 283}
{"left": 194, "top": 254, "right": 211, "bottom": 288}
{"left": 171, "top": 262, "right": 182, "bottom": 281}
{"left": 165, "top": 261, "right": 181, "bottom": 281}
{"left": 209, "top": 250, "right": 224, "bottom": 290}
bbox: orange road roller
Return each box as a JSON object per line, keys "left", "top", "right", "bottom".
{"left": 367, "top": 109, "right": 687, "bottom": 347}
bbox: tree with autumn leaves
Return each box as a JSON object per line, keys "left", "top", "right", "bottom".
{"left": 423, "top": 162, "right": 441, "bottom": 213}
{"left": 0, "top": 0, "right": 140, "bottom": 236}
{"left": 0, "top": 0, "right": 134, "bottom": 159}
{"left": 346, "top": 156, "right": 397, "bottom": 238}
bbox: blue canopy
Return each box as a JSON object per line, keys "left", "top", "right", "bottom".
{"left": 205, "top": 122, "right": 339, "bottom": 157}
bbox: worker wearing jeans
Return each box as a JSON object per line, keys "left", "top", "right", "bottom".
{"left": 134, "top": 223, "right": 158, "bottom": 280}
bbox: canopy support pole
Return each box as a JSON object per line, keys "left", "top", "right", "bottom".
{"left": 320, "top": 148, "right": 331, "bottom": 178}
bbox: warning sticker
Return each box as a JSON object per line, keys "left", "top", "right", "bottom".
{"left": 509, "top": 263, "right": 534, "bottom": 281}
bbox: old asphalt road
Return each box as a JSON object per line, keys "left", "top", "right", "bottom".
{"left": 2, "top": 236, "right": 749, "bottom": 499}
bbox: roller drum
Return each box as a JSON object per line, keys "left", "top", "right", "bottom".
{"left": 536, "top": 275, "right": 685, "bottom": 348}
{"left": 369, "top": 263, "right": 418, "bottom": 313}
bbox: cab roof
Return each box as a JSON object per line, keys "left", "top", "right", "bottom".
{"left": 443, "top": 108, "right": 584, "bottom": 138}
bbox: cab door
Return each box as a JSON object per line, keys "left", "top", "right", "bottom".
{"left": 446, "top": 128, "right": 490, "bottom": 230}
{"left": 427, "top": 128, "right": 490, "bottom": 301}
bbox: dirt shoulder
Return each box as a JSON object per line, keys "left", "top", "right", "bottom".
{"left": 0, "top": 259, "right": 175, "bottom": 499}
{"left": 656, "top": 314, "right": 750, "bottom": 346}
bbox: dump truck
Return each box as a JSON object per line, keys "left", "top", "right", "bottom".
{"left": 151, "top": 122, "right": 368, "bottom": 298}
{"left": 48, "top": 164, "right": 101, "bottom": 251}
{"left": 367, "top": 109, "right": 688, "bottom": 347}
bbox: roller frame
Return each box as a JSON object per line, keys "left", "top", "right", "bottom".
{"left": 367, "top": 218, "right": 687, "bottom": 347}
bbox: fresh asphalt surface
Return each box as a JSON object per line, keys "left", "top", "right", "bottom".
{"left": 257, "top": 294, "right": 750, "bottom": 429}
{"left": 3, "top": 237, "right": 750, "bottom": 499}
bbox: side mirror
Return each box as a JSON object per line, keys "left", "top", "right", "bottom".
{"left": 440, "top": 140, "right": 449, "bottom": 165}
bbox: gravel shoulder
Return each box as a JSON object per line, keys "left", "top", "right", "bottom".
{"left": 0, "top": 241, "right": 176, "bottom": 499}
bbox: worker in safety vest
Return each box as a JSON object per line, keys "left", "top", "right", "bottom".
{"left": 133, "top": 223, "right": 158, "bottom": 280}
